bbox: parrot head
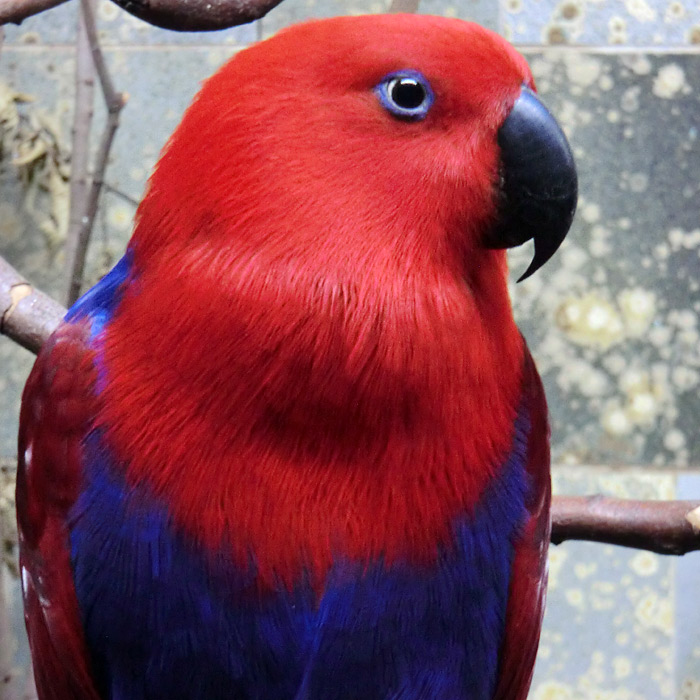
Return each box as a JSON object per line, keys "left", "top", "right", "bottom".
{"left": 133, "top": 13, "right": 576, "bottom": 285}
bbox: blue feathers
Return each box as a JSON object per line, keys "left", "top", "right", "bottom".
{"left": 66, "top": 252, "right": 133, "bottom": 336}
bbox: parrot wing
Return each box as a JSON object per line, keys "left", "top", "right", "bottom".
{"left": 16, "top": 259, "right": 132, "bottom": 700}
{"left": 16, "top": 321, "right": 102, "bottom": 700}
{"left": 493, "top": 346, "right": 551, "bottom": 700}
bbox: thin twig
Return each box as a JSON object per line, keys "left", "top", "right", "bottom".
{"left": 102, "top": 183, "right": 139, "bottom": 208}
{"left": 65, "top": 0, "right": 126, "bottom": 306}
{"left": 63, "top": 4, "right": 95, "bottom": 306}
{"left": 551, "top": 496, "right": 700, "bottom": 555}
{"left": 81, "top": 0, "right": 119, "bottom": 105}
{"left": 66, "top": 110, "right": 123, "bottom": 304}
{"left": 0, "top": 0, "right": 69, "bottom": 26}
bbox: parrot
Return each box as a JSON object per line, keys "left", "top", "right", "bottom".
{"left": 16, "top": 13, "right": 577, "bottom": 700}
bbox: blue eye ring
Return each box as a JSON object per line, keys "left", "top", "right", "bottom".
{"left": 375, "top": 70, "right": 434, "bottom": 122}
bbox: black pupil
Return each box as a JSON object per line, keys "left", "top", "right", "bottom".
{"left": 390, "top": 78, "right": 425, "bottom": 110}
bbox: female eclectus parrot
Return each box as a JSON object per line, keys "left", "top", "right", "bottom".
{"left": 17, "top": 13, "right": 576, "bottom": 700}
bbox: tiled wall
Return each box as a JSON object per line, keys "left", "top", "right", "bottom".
{"left": 2, "top": 1, "right": 700, "bottom": 697}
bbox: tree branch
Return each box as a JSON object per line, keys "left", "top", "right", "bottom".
{"left": 106, "top": 0, "right": 286, "bottom": 31}
{"left": 551, "top": 495, "right": 700, "bottom": 555}
{"left": 1, "top": 0, "right": 287, "bottom": 31}
{"left": 64, "top": 0, "right": 126, "bottom": 306}
{"left": 0, "top": 0, "right": 69, "bottom": 26}
{"left": 63, "top": 2, "right": 95, "bottom": 306}
{"left": 0, "top": 257, "right": 65, "bottom": 355}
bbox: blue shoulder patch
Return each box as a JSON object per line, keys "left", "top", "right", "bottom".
{"left": 65, "top": 251, "right": 133, "bottom": 338}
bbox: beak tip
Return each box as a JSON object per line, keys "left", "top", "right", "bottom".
{"left": 493, "top": 85, "right": 578, "bottom": 279}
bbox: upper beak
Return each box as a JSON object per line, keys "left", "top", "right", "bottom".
{"left": 487, "top": 86, "right": 578, "bottom": 281}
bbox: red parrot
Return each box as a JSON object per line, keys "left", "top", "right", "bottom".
{"left": 17, "top": 14, "right": 576, "bottom": 700}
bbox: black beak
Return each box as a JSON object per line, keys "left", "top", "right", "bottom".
{"left": 488, "top": 86, "right": 578, "bottom": 281}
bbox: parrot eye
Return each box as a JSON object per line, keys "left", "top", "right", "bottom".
{"left": 375, "top": 71, "right": 433, "bottom": 121}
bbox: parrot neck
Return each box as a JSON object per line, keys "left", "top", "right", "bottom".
{"left": 100, "top": 246, "right": 524, "bottom": 590}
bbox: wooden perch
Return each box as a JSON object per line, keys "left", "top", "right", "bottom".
{"left": 1, "top": 253, "right": 699, "bottom": 556}
{"left": 0, "top": 257, "right": 65, "bottom": 355}
{"left": 63, "top": 0, "right": 95, "bottom": 306}
{"left": 552, "top": 495, "right": 700, "bottom": 555}
{"left": 1, "top": 0, "right": 286, "bottom": 31}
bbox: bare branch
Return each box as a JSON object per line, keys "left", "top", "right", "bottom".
{"left": 1, "top": 0, "right": 288, "bottom": 30}
{"left": 0, "top": 257, "right": 64, "bottom": 354}
{"left": 63, "top": 4, "right": 95, "bottom": 306}
{"left": 0, "top": 0, "right": 70, "bottom": 26}
{"left": 551, "top": 495, "right": 700, "bottom": 555}
{"left": 65, "top": 0, "right": 126, "bottom": 306}
{"left": 105, "top": 0, "right": 285, "bottom": 31}
{"left": 102, "top": 183, "right": 139, "bottom": 207}
{"left": 81, "top": 0, "right": 120, "bottom": 105}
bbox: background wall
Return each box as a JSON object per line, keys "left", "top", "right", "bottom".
{"left": 2, "top": 1, "right": 700, "bottom": 697}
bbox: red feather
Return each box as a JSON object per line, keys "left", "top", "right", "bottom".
{"left": 16, "top": 323, "right": 101, "bottom": 700}
{"left": 494, "top": 349, "right": 551, "bottom": 700}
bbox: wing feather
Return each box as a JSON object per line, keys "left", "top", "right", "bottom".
{"left": 16, "top": 322, "right": 102, "bottom": 700}
{"left": 493, "top": 346, "right": 551, "bottom": 700}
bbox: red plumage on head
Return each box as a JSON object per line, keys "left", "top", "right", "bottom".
{"left": 99, "top": 15, "right": 532, "bottom": 590}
